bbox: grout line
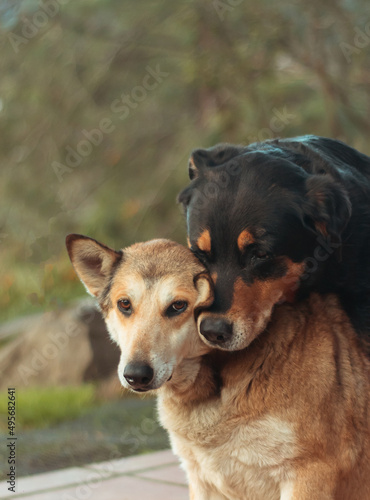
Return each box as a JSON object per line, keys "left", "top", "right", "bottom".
{"left": 83, "top": 459, "right": 179, "bottom": 475}
{"left": 128, "top": 472, "right": 188, "bottom": 489}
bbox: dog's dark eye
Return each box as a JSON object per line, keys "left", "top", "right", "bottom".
{"left": 117, "top": 299, "right": 132, "bottom": 315}
{"left": 166, "top": 301, "right": 188, "bottom": 316}
{"left": 172, "top": 300, "right": 187, "bottom": 311}
{"left": 252, "top": 250, "right": 271, "bottom": 261}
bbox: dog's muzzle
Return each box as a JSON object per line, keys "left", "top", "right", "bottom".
{"left": 199, "top": 317, "right": 233, "bottom": 346}
{"left": 123, "top": 362, "right": 154, "bottom": 392}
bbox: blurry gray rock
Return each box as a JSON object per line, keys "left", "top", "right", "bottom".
{"left": 0, "top": 300, "right": 120, "bottom": 390}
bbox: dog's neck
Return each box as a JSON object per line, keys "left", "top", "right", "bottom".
{"left": 159, "top": 352, "right": 224, "bottom": 405}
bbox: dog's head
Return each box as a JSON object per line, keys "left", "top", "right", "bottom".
{"left": 178, "top": 143, "right": 352, "bottom": 351}
{"left": 66, "top": 235, "right": 213, "bottom": 392}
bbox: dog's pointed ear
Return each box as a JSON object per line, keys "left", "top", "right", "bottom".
{"left": 194, "top": 273, "right": 214, "bottom": 311}
{"left": 66, "top": 234, "right": 122, "bottom": 297}
{"left": 188, "top": 144, "right": 245, "bottom": 179}
{"left": 302, "top": 176, "right": 352, "bottom": 242}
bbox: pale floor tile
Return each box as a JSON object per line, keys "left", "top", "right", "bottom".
{"left": 0, "top": 467, "right": 96, "bottom": 498}
{"left": 18, "top": 475, "right": 189, "bottom": 500}
{"left": 86, "top": 449, "right": 179, "bottom": 475}
{"left": 0, "top": 450, "right": 187, "bottom": 500}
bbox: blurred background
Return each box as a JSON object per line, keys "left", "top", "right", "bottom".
{"left": 1, "top": 0, "right": 370, "bottom": 479}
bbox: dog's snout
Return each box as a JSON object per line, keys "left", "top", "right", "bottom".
{"left": 199, "top": 317, "right": 233, "bottom": 345}
{"left": 124, "top": 362, "right": 154, "bottom": 390}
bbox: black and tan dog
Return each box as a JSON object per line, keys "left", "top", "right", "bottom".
{"left": 66, "top": 235, "right": 370, "bottom": 500}
{"left": 178, "top": 135, "right": 370, "bottom": 354}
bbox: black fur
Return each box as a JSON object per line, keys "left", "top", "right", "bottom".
{"left": 178, "top": 135, "right": 370, "bottom": 354}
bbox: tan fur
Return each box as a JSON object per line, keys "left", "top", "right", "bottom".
{"left": 197, "top": 229, "right": 212, "bottom": 254}
{"left": 315, "top": 220, "right": 329, "bottom": 237}
{"left": 67, "top": 235, "right": 370, "bottom": 500}
{"left": 237, "top": 229, "right": 255, "bottom": 251}
{"left": 189, "top": 156, "right": 198, "bottom": 180}
{"left": 161, "top": 295, "right": 370, "bottom": 500}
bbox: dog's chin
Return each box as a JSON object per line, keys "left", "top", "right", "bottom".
{"left": 200, "top": 335, "right": 249, "bottom": 352}
{"left": 200, "top": 326, "right": 264, "bottom": 352}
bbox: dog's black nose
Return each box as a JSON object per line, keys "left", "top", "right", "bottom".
{"left": 124, "top": 362, "right": 154, "bottom": 390}
{"left": 199, "top": 317, "right": 233, "bottom": 345}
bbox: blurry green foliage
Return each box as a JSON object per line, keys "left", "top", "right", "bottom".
{"left": 1, "top": 0, "right": 370, "bottom": 321}
{"left": 0, "top": 384, "right": 96, "bottom": 430}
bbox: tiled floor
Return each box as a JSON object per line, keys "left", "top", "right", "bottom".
{"left": 0, "top": 449, "right": 189, "bottom": 500}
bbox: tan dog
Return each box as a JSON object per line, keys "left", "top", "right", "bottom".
{"left": 66, "top": 235, "right": 370, "bottom": 500}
